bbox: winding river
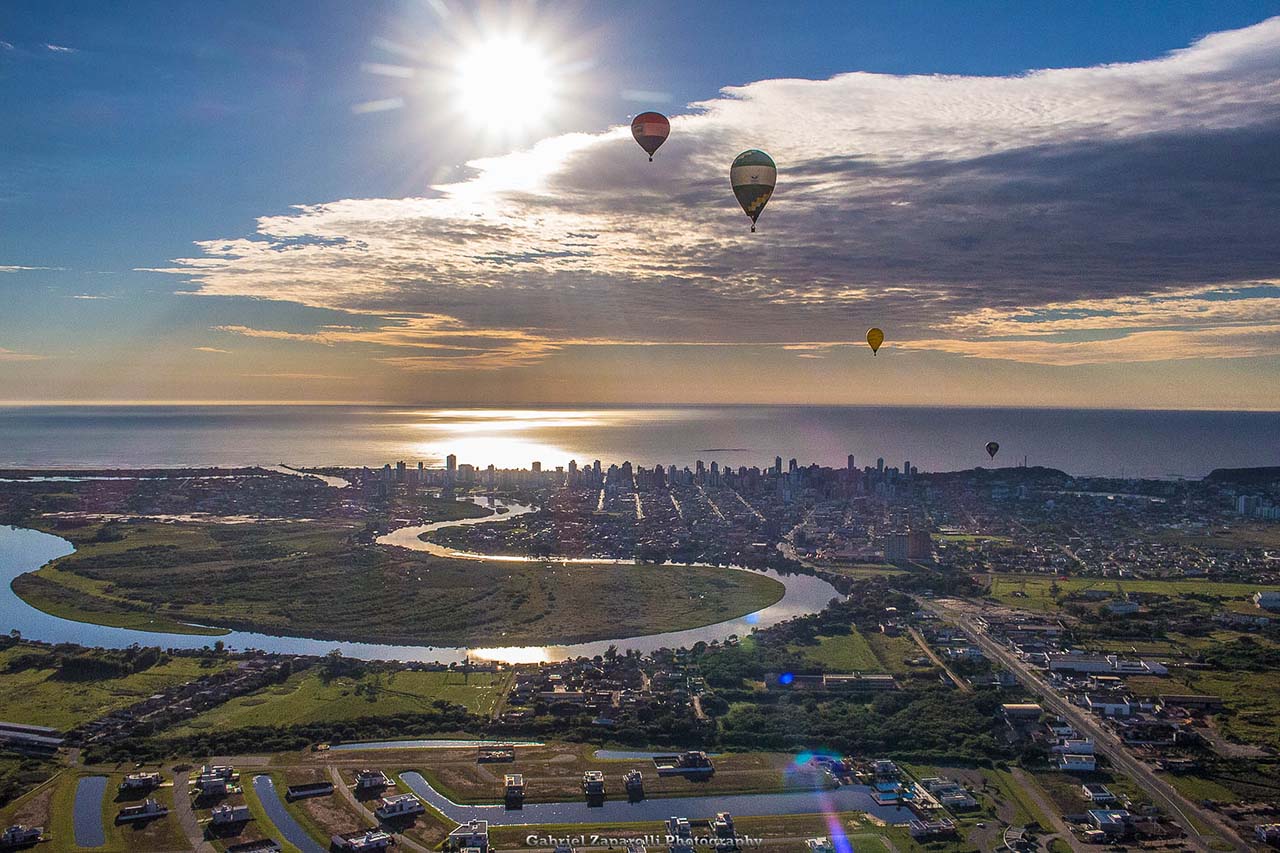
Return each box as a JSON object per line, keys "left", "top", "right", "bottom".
{"left": 0, "top": 498, "right": 841, "bottom": 664}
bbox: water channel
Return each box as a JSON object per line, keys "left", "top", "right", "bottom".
{"left": 251, "top": 774, "right": 326, "bottom": 853}
{"left": 71, "top": 775, "right": 108, "bottom": 848}
{"left": 398, "top": 770, "right": 911, "bottom": 826}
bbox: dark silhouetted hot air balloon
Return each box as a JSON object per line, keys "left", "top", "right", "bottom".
{"left": 986, "top": 441, "right": 1000, "bottom": 460}
{"left": 631, "top": 112, "right": 669, "bottom": 161}
{"left": 866, "top": 327, "right": 884, "bottom": 355}
{"left": 731, "top": 149, "right": 776, "bottom": 232}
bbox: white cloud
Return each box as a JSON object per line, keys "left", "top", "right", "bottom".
{"left": 0, "top": 348, "right": 44, "bottom": 362}
{"left": 0, "top": 265, "right": 60, "bottom": 273}
{"left": 153, "top": 17, "right": 1280, "bottom": 370}
{"left": 43, "top": 43, "right": 76, "bottom": 53}
{"left": 193, "top": 346, "right": 231, "bottom": 354}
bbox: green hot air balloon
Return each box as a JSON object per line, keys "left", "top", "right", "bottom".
{"left": 731, "top": 149, "right": 776, "bottom": 232}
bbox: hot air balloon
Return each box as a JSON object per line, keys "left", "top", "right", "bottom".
{"left": 986, "top": 441, "right": 1000, "bottom": 460}
{"left": 730, "top": 149, "right": 776, "bottom": 232}
{"left": 866, "top": 327, "right": 884, "bottom": 355}
{"left": 631, "top": 112, "right": 669, "bottom": 161}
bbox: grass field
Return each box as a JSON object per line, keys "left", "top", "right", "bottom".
{"left": 990, "top": 574, "right": 1280, "bottom": 613}
{"left": 171, "top": 669, "right": 510, "bottom": 733}
{"left": 14, "top": 518, "right": 785, "bottom": 646}
{"left": 815, "top": 563, "right": 908, "bottom": 578}
{"left": 0, "top": 646, "right": 232, "bottom": 730}
{"left": 101, "top": 772, "right": 188, "bottom": 852}
{"left": 865, "top": 631, "right": 928, "bottom": 674}
{"left": 1160, "top": 772, "right": 1240, "bottom": 803}
{"left": 792, "top": 628, "right": 884, "bottom": 671}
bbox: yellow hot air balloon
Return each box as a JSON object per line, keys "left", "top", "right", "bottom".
{"left": 866, "top": 327, "right": 884, "bottom": 355}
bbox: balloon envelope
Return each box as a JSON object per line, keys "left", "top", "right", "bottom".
{"left": 866, "top": 327, "right": 884, "bottom": 354}
{"left": 631, "top": 112, "right": 669, "bottom": 160}
{"left": 731, "top": 149, "right": 776, "bottom": 230}
{"left": 986, "top": 441, "right": 1000, "bottom": 459}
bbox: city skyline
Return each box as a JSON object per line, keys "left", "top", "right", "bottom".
{"left": 3, "top": 2, "right": 1280, "bottom": 409}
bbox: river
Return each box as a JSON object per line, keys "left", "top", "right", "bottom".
{"left": 0, "top": 500, "right": 840, "bottom": 664}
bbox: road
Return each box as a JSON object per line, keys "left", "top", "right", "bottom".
{"left": 171, "top": 770, "right": 216, "bottom": 853}
{"left": 924, "top": 598, "right": 1246, "bottom": 853}
{"left": 327, "top": 767, "right": 431, "bottom": 853}
{"left": 906, "top": 626, "right": 973, "bottom": 693}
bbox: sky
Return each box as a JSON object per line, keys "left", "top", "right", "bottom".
{"left": 3, "top": 0, "right": 1280, "bottom": 409}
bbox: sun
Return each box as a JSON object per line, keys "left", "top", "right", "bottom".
{"left": 452, "top": 35, "right": 556, "bottom": 136}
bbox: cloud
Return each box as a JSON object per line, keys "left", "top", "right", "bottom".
{"left": 0, "top": 41, "right": 14, "bottom": 51}
{"left": 43, "top": 43, "right": 76, "bottom": 53}
{"left": 0, "top": 348, "right": 44, "bottom": 362}
{"left": 0, "top": 265, "right": 61, "bottom": 273}
{"left": 901, "top": 324, "right": 1280, "bottom": 365}
{"left": 68, "top": 293, "right": 114, "bottom": 300}
{"left": 240, "top": 372, "right": 349, "bottom": 380}
{"left": 152, "top": 17, "right": 1280, "bottom": 370}
{"left": 193, "top": 346, "right": 231, "bottom": 354}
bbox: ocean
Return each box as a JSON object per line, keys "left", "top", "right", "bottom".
{"left": 0, "top": 404, "right": 1276, "bottom": 479}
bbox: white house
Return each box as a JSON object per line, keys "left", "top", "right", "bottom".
{"left": 374, "top": 793, "right": 425, "bottom": 820}
{"left": 1254, "top": 591, "right": 1280, "bottom": 611}
{"left": 1083, "top": 784, "right": 1116, "bottom": 803}
{"left": 1058, "top": 754, "right": 1097, "bottom": 773}
{"left": 1086, "top": 695, "right": 1132, "bottom": 717}
{"left": 446, "top": 819, "right": 489, "bottom": 852}
{"left": 1052, "top": 738, "right": 1095, "bottom": 755}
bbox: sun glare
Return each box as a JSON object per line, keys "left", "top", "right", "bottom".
{"left": 453, "top": 36, "right": 556, "bottom": 134}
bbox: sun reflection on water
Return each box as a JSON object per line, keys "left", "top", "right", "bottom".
{"left": 392, "top": 407, "right": 688, "bottom": 469}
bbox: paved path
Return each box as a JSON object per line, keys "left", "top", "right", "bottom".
{"left": 1010, "top": 767, "right": 1088, "bottom": 852}
{"left": 171, "top": 770, "right": 215, "bottom": 853}
{"left": 907, "top": 626, "right": 972, "bottom": 693}
{"left": 327, "top": 766, "right": 432, "bottom": 853}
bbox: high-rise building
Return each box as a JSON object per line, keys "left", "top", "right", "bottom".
{"left": 395, "top": 460, "right": 406, "bottom": 482}
{"left": 775, "top": 456, "right": 783, "bottom": 475}
{"left": 532, "top": 461, "right": 541, "bottom": 474}
{"left": 884, "top": 531, "right": 932, "bottom": 563}
{"left": 903, "top": 460, "right": 911, "bottom": 478}
{"left": 877, "top": 458, "right": 885, "bottom": 473}
{"left": 446, "top": 454, "right": 457, "bottom": 476}
{"left": 788, "top": 458, "right": 798, "bottom": 473}
{"left": 847, "top": 454, "right": 855, "bottom": 471}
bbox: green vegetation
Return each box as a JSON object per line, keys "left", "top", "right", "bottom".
{"left": 791, "top": 628, "right": 883, "bottom": 671}
{"left": 12, "top": 569, "right": 228, "bottom": 635}
{"left": 100, "top": 772, "right": 187, "bottom": 851}
{"left": 990, "top": 574, "right": 1280, "bottom": 613}
{"left": 865, "top": 631, "right": 927, "bottom": 673}
{"left": 171, "top": 668, "right": 510, "bottom": 733}
{"left": 986, "top": 768, "right": 1053, "bottom": 829}
{"left": 0, "top": 643, "right": 231, "bottom": 730}
{"left": 91, "top": 703, "right": 477, "bottom": 763}
{"left": 1161, "top": 772, "right": 1240, "bottom": 803}
{"left": 15, "top": 518, "right": 784, "bottom": 646}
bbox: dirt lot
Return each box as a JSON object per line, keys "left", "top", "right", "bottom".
{"left": 314, "top": 742, "right": 797, "bottom": 804}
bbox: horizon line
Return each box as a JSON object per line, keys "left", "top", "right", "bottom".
{"left": 1, "top": 400, "right": 1279, "bottom": 414}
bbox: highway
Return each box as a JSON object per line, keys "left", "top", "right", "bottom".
{"left": 923, "top": 598, "right": 1247, "bottom": 853}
